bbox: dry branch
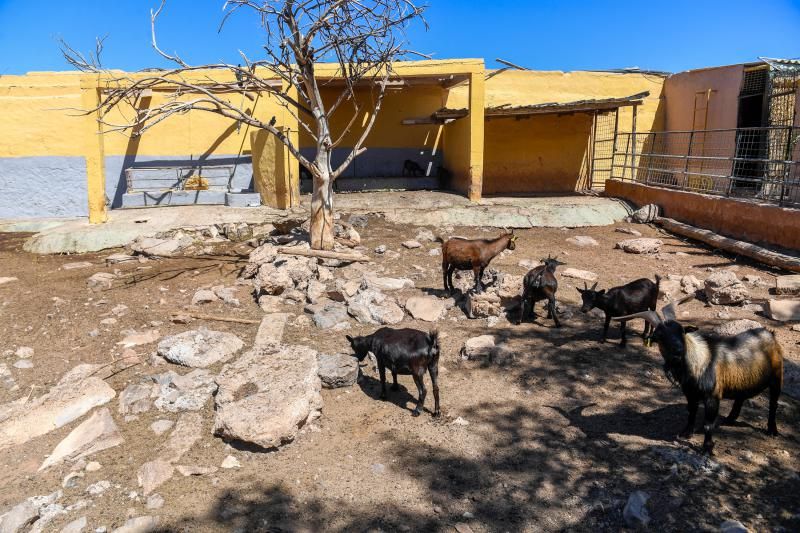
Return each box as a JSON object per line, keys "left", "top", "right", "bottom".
{"left": 656, "top": 217, "right": 800, "bottom": 273}
{"left": 276, "top": 246, "right": 369, "bottom": 262}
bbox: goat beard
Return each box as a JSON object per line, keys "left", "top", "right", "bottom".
{"left": 662, "top": 360, "right": 685, "bottom": 387}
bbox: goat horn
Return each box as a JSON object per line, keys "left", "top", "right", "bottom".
{"left": 584, "top": 282, "right": 588, "bottom": 290}
{"left": 612, "top": 310, "right": 663, "bottom": 328}
{"left": 591, "top": 282, "right": 598, "bottom": 290}
{"left": 661, "top": 294, "right": 695, "bottom": 321}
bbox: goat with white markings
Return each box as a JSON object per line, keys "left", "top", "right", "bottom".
{"left": 616, "top": 296, "right": 784, "bottom": 454}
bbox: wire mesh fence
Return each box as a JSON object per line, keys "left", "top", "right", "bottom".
{"left": 607, "top": 126, "right": 800, "bottom": 207}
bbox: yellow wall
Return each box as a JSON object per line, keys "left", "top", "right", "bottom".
{"left": 483, "top": 113, "right": 593, "bottom": 194}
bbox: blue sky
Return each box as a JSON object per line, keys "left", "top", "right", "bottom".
{"left": 0, "top": 0, "right": 798, "bottom": 75}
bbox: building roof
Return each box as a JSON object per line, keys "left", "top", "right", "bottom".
{"left": 759, "top": 57, "right": 800, "bottom": 72}
{"left": 430, "top": 91, "right": 649, "bottom": 122}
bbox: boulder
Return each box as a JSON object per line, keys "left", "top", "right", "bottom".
{"left": 720, "top": 520, "right": 749, "bottom": 533}
{"left": 334, "top": 222, "right": 361, "bottom": 246}
{"left": 59, "top": 516, "right": 88, "bottom": 533}
{"left": 152, "top": 369, "right": 218, "bottom": 412}
{"left": 681, "top": 275, "right": 703, "bottom": 294}
{"left": 257, "top": 295, "right": 283, "bottom": 313}
{"left": 110, "top": 516, "right": 159, "bottom": 533}
{"left": 306, "top": 280, "right": 327, "bottom": 304}
{"left": 659, "top": 279, "right": 682, "bottom": 301}
{"left": 0, "top": 365, "right": 115, "bottom": 451}
{"left": 137, "top": 460, "right": 174, "bottom": 496}
{"left": 766, "top": 299, "right": 800, "bottom": 322}
{"left": 775, "top": 274, "right": 800, "bottom": 296}
{"left": 87, "top": 272, "right": 116, "bottom": 291}
{"left": 253, "top": 263, "right": 293, "bottom": 295}
{"left": 317, "top": 352, "right": 359, "bottom": 388}
{"left": 402, "top": 240, "right": 422, "bottom": 249}
{"left": 0, "top": 492, "right": 61, "bottom": 533}
{"left": 150, "top": 420, "right": 174, "bottom": 436}
{"left": 211, "top": 286, "right": 239, "bottom": 306}
{"left": 119, "top": 383, "right": 157, "bottom": 415}
{"left": 348, "top": 289, "right": 404, "bottom": 325}
{"left": 156, "top": 329, "right": 243, "bottom": 368}
{"left": 404, "top": 296, "right": 446, "bottom": 322}
{"left": 220, "top": 223, "right": 253, "bottom": 243}
{"left": 40, "top": 408, "right": 123, "bottom": 471}
{"left": 622, "top": 490, "right": 651, "bottom": 528}
{"left": 565, "top": 236, "right": 599, "bottom": 247}
{"left": 461, "top": 335, "right": 496, "bottom": 360}
{"left": 131, "top": 235, "right": 193, "bottom": 257}
{"left": 615, "top": 238, "right": 663, "bottom": 254}
{"left": 464, "top": 291, "right": 502, "bottom": 319}
{"left": 628, "top": 204, "right": 660, "bottom": 223}
{"left": 248, "top": 243, "right": 278, "bottom": 265}
{"left": 712, "top": 319, "right": 763, "bottom": 337}
{"left": 704, "top": 271, "right": 749, "bottom": 305}
{"left": 190, "top": 289, "right": 218, "bottom": 305}
{"left": 214, "top": 344, "right": 323, "bottom": 449}
{"left": 159, "top": 412, "right": 202, "bottom": 463}
{"left": 305, "top": 300, "right": 350, "bottom": 329}
{"left": 561, "top": 268, "right": 598, "bottom": 282}
{"left": 361, "top": 276, "right": 415, "bottom": 292}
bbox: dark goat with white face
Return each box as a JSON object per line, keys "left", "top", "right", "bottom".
{"left": 616, "top": 297, "right": 784, "bottom": 454}
{"left": 347, "top": 327, "right": 441, "bottom": 417}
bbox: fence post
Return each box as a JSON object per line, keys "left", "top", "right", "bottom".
{"left": 682, "top": 130, "right": 694, "bottom": 189}
{"left": 630, "top": 104, "right": 638, "bottom": 182}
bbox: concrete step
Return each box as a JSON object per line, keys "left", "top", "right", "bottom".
{"left": 226, "top": 191, "right": 262, "bottom": 208}
{"left": 121, "top": 190, "right": 227, "bottom": 208}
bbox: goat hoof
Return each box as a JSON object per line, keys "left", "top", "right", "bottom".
{"left": 411, "top": 409, "right": 421, "bottom": 417}
{"left": 432, "top": 410, "right": 441, "bottom": 418}
{"left": 678, "top": 429, "right": 693, "bottom": 439}
{"left": 379, "top": 393, "right": 387, "bottom": 401}
{"left": 767, "top": 427, "right": 779, "bottom": 437}
{"left": 702, "top": 445, "right": 715, "bottom": 456}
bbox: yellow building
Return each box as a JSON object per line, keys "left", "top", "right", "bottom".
{"left": 0, "top": 59, "right": 666, "bottom": 221}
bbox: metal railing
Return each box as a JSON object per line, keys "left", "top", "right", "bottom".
{"left": 608, "top": 126, "right": 800, "bottom": 207}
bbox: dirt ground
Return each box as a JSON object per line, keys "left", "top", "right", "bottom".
{"left": 0, "top": 216, "right": 798, "bottom": 533}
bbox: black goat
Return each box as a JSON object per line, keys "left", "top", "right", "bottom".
{"left": 346, "top": 328, "right": 440, "bottom": 417}
{"left": 402, "top": 159, "right": 425, "bottom": 177}
{"left": 518, "top": 255, "right": 564, "bottom": 327}
{"left": 577, "top": 276, "right": 661, "bottom": 346}
{"left": 616, "top": 296, "right": 784, "bottom": 454}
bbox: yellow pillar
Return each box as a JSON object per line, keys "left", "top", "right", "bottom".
{"left": 80, "top": 78, "right": 107, "bottom": 223}
{"left": 467, "top": 70, "right": 485, "bottom": 201}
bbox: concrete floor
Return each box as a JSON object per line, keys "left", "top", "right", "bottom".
{"left": 0, "top": 191, "right": 633, "bottom": 254}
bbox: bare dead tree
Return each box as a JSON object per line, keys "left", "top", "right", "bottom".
{"left": 62, "top": 0, "right": 426, "bottom": 249}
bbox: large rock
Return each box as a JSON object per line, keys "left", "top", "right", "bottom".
{"left": 317, "top": 353, "right": 359, "bottom": 389}
{"left": 214, "top": 344, "right": 323, "bottom": 449}
{"left": 59, "top": 516, "right": 87, "bottom": 533}
{"left": 152, "top": 369, "right": 217, "bottom": 412}
{"left": 306, "top": 280, "right": 327, "bottom": 303}
{"left": 0, "top": 365, "right": 115, "bottom": 451}
{"left": 87, "top": 272, "right": 116, "bottom": 291}
{"left": 361, "top": 276, "right": 415, "bottom": 292}
{"left": 681, "top": 275, "right": 704, "bottom": 294}
{"left": 615, "top": 238, "right": 663, "bottom": 254}
{"left": 156, "top": 329, "right": 243, "bottom": 368}
{"left": 137, "top": 460, "right": 174, "bottom": 496}
{"left": 253, "top": 263, "right": 294, "bottom": 295}
{"left": 628, "top": 204, "right": 660, "bottom": 223}
{"left": 775, "top": 275, "right": 800, "bottom": 296}
{"left": 561, "top": 268, "right": 598, "bottom": 282}
{"left": 40, "top": 408, "right": 124, "bottom": 471}
{"left": 704, "top": 271, "right": 749, "bottom": 305}
{"left": 623, "top": 490, "right": 651, "bottom": 528}
{"left": 464, "top": 291, "right": 502, "bottom": 319}
{"left": 712, "top": 319, "right": 763, "bottom": 337}
{"left": 565, "top": 236, "right": 599, "bottom": 247}
{"left": 159, "top": 412, "right": 202, "bottom": 463}
{"left": 347, "top": 289, "right": 404, "bottom": 325}
{"left": 117, "top": 330, "right": 161, "bottom": 349}
{"left": 305, "top": 300, "right": 350, "bottom": 329}
{"left": 461, "top": 335, "right": 496, "bottom": 359}
{"left": 110, "top": 516, "right": 159, "bottom": 533}
{"left": 119, "top": 383, "right": 157, "bottom": 415}
{"left": 248, "top": 243, "right": 278, "bottom": 265}
{"left": 404, "top": 296, "right": 446, "bottom": 322}
{"left": 0, "top": 491, "right": 61, "bottom": 533}
{"left": 254, "top": 313, "right": 290, "bottom": 347}
{"left": 131, "top": 235, "right": 193, "bottom": 257}
{"left": 766, "top": 299, "right": 800, "bottom": 322}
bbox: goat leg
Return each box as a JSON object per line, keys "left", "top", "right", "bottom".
{"left": 701, "top": 397, "right": 720, "bottom": 455}
{"left": 601, "top": 315, "right": 611, "bottom": 343}
{"left": 768, "top": 381, "right": 780, "bottom": 436}
{"left": 429, "top": 365, "right": 441, "bottom": 417}
{"left": 411, "top": 373, "right": 426, "bottom": 417}
{"left": 391, "top": 369, "right": 400, "bottom": 391}
{"left": 378, "top": 363, "right": 388, "bottom": 400}
{"left": 472, "top": 265, "right": 483, "bottom": 293}
{"left": 680, "top": 397, "right": 699, "bottom": 438}
{"left": 549, "top": 297, "right": 561, "bottom": 328}
{"left": 619, "top": 320, "right": 627, "bottom": 347}
{"left": 721, "top": 398, "right": 744, "bottom": 426}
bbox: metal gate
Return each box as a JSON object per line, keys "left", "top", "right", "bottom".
{"left": 589, "top": 109, "right": 620, "bottom": 190}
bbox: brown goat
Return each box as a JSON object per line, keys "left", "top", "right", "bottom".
{"left": 441, "top": 232, "right": 517, "bottom": 294}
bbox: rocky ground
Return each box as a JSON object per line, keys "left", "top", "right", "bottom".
{"left": 0, "top": 213, "right": 799, "bottom": 533}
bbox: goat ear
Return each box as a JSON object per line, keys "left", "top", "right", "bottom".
{"left": 345, "top": 335, "right": 353, "bottom": 344}
{"left": 684, "top": 325, "right": 699, "bottom": 333}
{"left": 598, "top": 289, "right": 606, "bottom": 295}
{"left": 576, "top": 286, "right": 584, "bottom": 293}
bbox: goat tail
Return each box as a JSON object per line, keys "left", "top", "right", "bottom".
{"left": 654, "top": 273, "right": 662, "bottom": 287}
{"left": 427, "top": 329, "right": 440, "bottom": 358}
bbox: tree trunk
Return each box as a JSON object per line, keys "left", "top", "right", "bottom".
{"left": 310, "top": 173, "right": 335, "bottom": 250}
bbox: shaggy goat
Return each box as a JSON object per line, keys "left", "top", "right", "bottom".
{"left": 441, "top": 232, "right": 517, "bottom": 294}
{"left": 616, "top": 297, "right": 784, "bottom": 454}
{"left": 346, "top": 328, "right": 441, "bottom": 417}
{"left": 518, "top": 255, "right": 564, "bottom": 327}
{"left": 577, "top": 276, "right": 661, "bottom": 346}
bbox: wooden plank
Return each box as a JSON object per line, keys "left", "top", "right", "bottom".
{"left": 656, "top": 217, "right": 800, "bottom": 273}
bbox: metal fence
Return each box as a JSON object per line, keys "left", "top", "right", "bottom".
{"left": 607, "top": 126, "right": 800, "bottom": 207}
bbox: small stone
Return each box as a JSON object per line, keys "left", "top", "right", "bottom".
{"left": 14, "top": 346, "right": 34, "bottom": 359}
{"left": 402, "top": 240, "right": 422, "bottom": 249}
{"left": 317, "top": 352, "right": 359, "bottom": 389}
{"left": 415, "top": 229, "right": 436, "bottom": 242}
{"left": 615, "top": 238, "right": 663, "bottom": 254}
{"left": 191, "top": 289, "right": 218, "bottom": 305}
{"left": 117, "top": 330, "right": 160, "bottom": 349}
{"left": 623, "top": 490, "right": 650, "bottom": 528}
{"left": 86, "top": 480, "right": 111, "bottom": 496}
{"left": 13, "top": 359, "right": 33, "bottom": 369}
{"left": 461, "top": 335, "right": 496, "bottom": 359}
{"left": 109, "top": 516, "right": 159, "bottom": 533}
{"left": 566, "top": 235, "right": 599, "bottom": 247}
{"left": 62, "top": 471, "right": 84, "bottom": 489}
{"left": 451, "top": 417, "right": 470, "bottom": 426}
{"left": 428, "top": 248, "right": 441, "bottom": 256}
{"left": 561, "top": 268, "right": 598, "bottom": 282}
{"left": 145, "top": 494, "right": 164, "bottom": 510}
{"left": 454, "top": 523, "right": 474, "bottom": 533}
{"left": 615, "top": 227, "right": 642, "bottom": 237}
{"left": 111, "top": 304, "right": 128, "bottom": 317}
{"left": 60, "top": 516, "right": 88, "bottom": 533}
{"left": 87, "top": 272, "right": 116, "bottom": 291}
{"left": 766, "top": 299, "right": 800, "bottom": 322}
{"left": 221, "top": 455, "right": 241, "bottom": 469}
{"left": 100, "top": 318, "right": 117, "bottom": 326}
{"left": 720, "top": 519, "right": 749, "bottom": 533}
{"left": 150, "top": 420, "right": 174, "bottom": 436}
{"left": 157, "top": 329, "right": 243, "bottom": 368}
{"left": 0, "top": 277, "right": 19, "bottom": 285}
{"left": 371, "top": 463, "right": 386, "bottom": 474}
{"left": 374, "top": 245, "right": 387, "bottom": 254}
{"left": 85, "top": 461, "right": 102, "bottom": 472}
